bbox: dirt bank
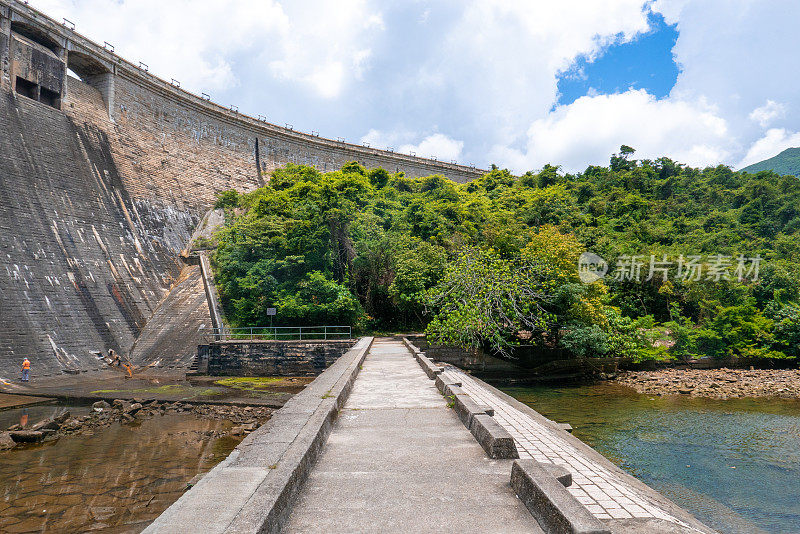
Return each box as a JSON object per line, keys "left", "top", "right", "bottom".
{"left": 616, "top": 368, "right": 800, "bottom": 399}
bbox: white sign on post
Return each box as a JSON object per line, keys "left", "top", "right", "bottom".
{"left": 267, "top": 308, "right": 277, "bottom": 316}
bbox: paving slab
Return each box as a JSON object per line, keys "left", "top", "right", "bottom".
{"left": 282, "top": 339, "right": 542, "bottom": 533}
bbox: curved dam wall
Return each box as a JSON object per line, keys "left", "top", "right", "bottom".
{"left": 0, "top": 0, "right": 484, "bottom": 378}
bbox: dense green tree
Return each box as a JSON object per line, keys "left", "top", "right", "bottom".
{"left": 211, "top": 154, "right": 800, "bottom": 361}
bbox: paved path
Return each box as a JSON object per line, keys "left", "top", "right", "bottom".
{"left": 443, "top": 367, "right": 701, "bottom": 532}
{"left": 282, "top": 339, "right": 542, "bottom": 533}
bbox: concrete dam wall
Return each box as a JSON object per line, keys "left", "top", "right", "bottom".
{"left": 0, "top": 0, "right": 484, "bottom": 378}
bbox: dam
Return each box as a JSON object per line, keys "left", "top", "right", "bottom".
{"left": 0, "top": 0, "right": 483, "bottom": 379}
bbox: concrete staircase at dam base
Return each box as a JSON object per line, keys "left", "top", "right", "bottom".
{"left": 145, "top": 338, "right": 715, "bottom": 534}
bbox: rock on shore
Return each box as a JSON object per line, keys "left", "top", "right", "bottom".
{"left": 616, "top": 368, "right": 800, "bottom": 399}
{"left": 3, "top": 402, "right": 272, "bottom": 450}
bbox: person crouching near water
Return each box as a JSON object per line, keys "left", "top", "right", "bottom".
{"left": 21, "top": 358, "right": 30, "bottom": 382}
{"left": 123, "top": 361, "right": 133, "bottom": 379}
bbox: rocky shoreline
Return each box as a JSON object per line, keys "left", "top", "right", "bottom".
{"left": 616, "top": 368, "right": 800, "bottom": 399}
{"left": 0, "top": 399, "right": 272, "bottom": 450}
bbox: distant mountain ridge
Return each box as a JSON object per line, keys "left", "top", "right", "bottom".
{"left": 741, "top": 147, "right": 800, "bottom": 176}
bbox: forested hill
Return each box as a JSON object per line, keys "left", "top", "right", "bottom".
{"left": 741, "top": 147, "right": 800, "bottom": 176}
{"left": 211, "top": 148, "right": 800, "bottom": 362}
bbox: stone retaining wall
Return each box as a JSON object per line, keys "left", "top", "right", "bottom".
{"left": 200, "top": 340, "right": 355, "bottom": 377}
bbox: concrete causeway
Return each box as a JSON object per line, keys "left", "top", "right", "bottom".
{"left": 147, "top": 338, "right": 715, "bottom": 533}
{"left": 281, "top": 339, "right": 543, "bottom": 533}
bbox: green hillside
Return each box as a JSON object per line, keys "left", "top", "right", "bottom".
{"left": 211, "top": 148, "right": 800, "bottom": 362}
{"left": 741, "top": 147, "right": 800, "bottom": 176}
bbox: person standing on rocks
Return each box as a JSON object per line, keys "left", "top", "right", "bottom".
{"left": 21, "top": 358, "right": 30, "bottom": 382}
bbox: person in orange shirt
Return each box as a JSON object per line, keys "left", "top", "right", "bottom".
{"left": 21, "top": 358, "right": 30, "bottom": 382}
{"left": 123, "top": 362, "right": 133, "bottom": 379}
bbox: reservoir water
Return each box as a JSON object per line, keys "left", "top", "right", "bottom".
{"left": 0, "top": 403, "right": 241, "bottom": 532}
{"left": 501, "top": 382, "right": 800, "bottom": 534}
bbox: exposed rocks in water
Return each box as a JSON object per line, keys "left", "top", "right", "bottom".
{"left": 616, "top": 368, "right": 800, "bottom": 399}
{"left": 2, "top": 402, "right": 272, "bottom": 450}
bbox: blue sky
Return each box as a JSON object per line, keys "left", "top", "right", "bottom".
{"left": 556, "top": 14, "right": 679, "bottom": 108}
{"left": 35, "top": 0, "right": 800, "bottom": 173}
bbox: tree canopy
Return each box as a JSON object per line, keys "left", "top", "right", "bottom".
{"left": 212, "top": 148, "right": 800, "bottom": 361}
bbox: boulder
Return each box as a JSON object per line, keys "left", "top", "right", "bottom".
{"left": 125, "top": 403, "right": 143, "bottom": 415}
{"left": 9, "top": 430, "right": 45, "bottom": 443}
{"left": 0, "top": 432, "right": 16, "bottom": 450}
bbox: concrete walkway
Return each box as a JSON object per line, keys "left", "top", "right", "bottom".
{"left": 282, "top": 339, "right": 542, "bottom": 533}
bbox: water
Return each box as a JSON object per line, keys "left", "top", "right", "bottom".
{"left": 500, "top": 382, "right": 800, "bottom": 534}
{"left": 0, "top": 405, "right": 242, "bottom": 533}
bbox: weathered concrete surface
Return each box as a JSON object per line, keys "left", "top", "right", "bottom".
{"left": 469, "top": 413, "right": 519, "bottom": 459}
{"left": 144, "top": 337, "right": 373, "bottom": 534}
{"left": 129, "top": 264, "right": 211, "bottom": 369}
{"left": 282, "top": 339, "right": 542, "bottom": 533}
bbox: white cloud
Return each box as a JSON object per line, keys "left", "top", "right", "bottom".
{"left": 32, "top": 0, "right": 288, "bottom": 93}
{"left": 399, "top": 134, "right": 464, "bottom": 162}
{"left": 30, "top": 0, "right": 382, "bottom": 99}
{"left": 429, "top": 1, "right": 654, "bottom": 144}
{"left": 493, "top": 89, "right": 730, "bottom": 172}
{"left": 737, "top": 128, "right": 800, "bottom": 169}
{"left": 749, "top": 100, "right": 786, "bottom": 128}
{"left": 267, "top": 0, "right": 384, "bottom": 99}
{"left": 361, "top": 130, "right": 464, "bottom": 162}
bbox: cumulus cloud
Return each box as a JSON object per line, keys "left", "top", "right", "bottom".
{"left": 267, "top": 0, "right": 384, "bottom": 98}
{"left": 749, "top": 100, "right": 786, "bottom": 128}
{"left": 361, "top": 130, "right": 464, "bottom": 162}
{"left": 399, "top": 134, "right": 464, "bottom": 162}
{"left": 493, "top": 90, "right": 730, "bottom": 172}
{"left": 31, "top": 0, "right": 382, "bottom": 99}
{"left": 32, "top": 0, "right": 288, "bottom": 92}
{"left": 427, "top": 0, "right": 654, "bottom": 144}
{"left": 737, "top": 128, "right": 800, "bottom": 169}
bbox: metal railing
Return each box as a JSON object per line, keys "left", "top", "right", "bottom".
{"left": 200, "top": 326, "right": 352, "bottom": 342}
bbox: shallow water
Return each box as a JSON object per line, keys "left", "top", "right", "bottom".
{"left": 501, "top": 382, "right": 800, "bottom": 534}
{"left": 0, "top": 406, "right": 241, "bottom": 533}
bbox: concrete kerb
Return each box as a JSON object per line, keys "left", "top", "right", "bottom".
{"left": 435, "top": 373, "right": 460, "bottom": 394}
{"left": 144, "top": 336, "right": 374, "bottom": 534}
{"left": 511, "top": 460, "right": 611, "bottom": 534}
{"left": 401, "top": 337, "right": 421, "bottom": 354}
{"left": 469, "top": 413, "right": 519, "bottom": 459}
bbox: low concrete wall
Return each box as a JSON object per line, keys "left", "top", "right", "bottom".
{"left": 511, "top": 460, "right": 610, "bottom": 534}
{"left": 198, "top": 340, "right": 354, "bottom": 376}
{"left": 145, "top": 336, "right": 374, "bottom": 534}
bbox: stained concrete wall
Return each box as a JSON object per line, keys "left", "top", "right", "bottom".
{"left": 0, "top": 91, "right": 194, "bottom": 376}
